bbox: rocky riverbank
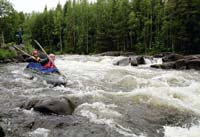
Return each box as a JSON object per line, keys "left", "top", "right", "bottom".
{"left": 0, "top": 44, "right": 47, "bottom": 63}
{"left": 0, "top": 44, "right": 27, "bottom": 63}
{"left": 151, "top": 53, "right": 200, "bottom": 71}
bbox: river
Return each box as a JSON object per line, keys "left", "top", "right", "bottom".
{"left": 0, "top": 55, "right": 200, "bottom": 137}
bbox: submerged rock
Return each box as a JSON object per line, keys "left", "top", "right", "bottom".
{"left": 129, "top": 56, "right": 145, "bottom": 66}
{"left": 113, "top": 57, "right": 129, "bottom": 66}
{"left": 162, "top": 53, "right": 184, "bottom": 62}
{"left": 20, "top": 97, "right": 75, "bottom": 115}
{"left": 151, "top": 62, "right": 175, "bottom": 69}
{"left": 113, "top": 56, "right": 145, "bottom": 66}
{"left": 120, "top": 102, "right": 199, "bottom": 137}
{"left": 0, "top": 126, "right": 5, "bottom": 137}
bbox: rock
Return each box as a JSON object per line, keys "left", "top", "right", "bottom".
{"left": 14, "top": 55, "right": 25, "bottom": 62}
{"left": 136, "top": 56, "right": 145, "bottom": 65}
{"left": 0, "top": 126, "right": 5, "bottom": 137}
{"left": 187, "top": 59, "right": 200, "bottom": 70}
{"left": 162, "top": 53, "right": 184, "bottom": 62}
{"left": 151, "top": 62, "right": 175, "bottom": 69}
{"left": 184, "top": 55, "right": 200, "bottom": 60}
{"left": 173, "top": 57, "right": 200, "bottom": 70}
{"left": 4, "top": 58, "right": 12, "bottom": 63}
{"left": 129, "top": 57, "right": 138, "bottom": 66}
{"left": 20, "top": 97, "right": 75, "bottom": 115}
{"left": 20, "top": 98, "right": 41, "bottom": 110}
{"left": 129, "top": 56, "right": 145, "bottom": 66}
{"left": 120, "top": 52, "right": 136, "bottom": 56}
{"left": 113, "top": 57, "right": 129, "bottom": 66}
{"left": 34, "top": 97, "right": 74, "bottom": 115}
{"left": 98, "top": 51, "right": 121, "bottom": 56}
{"left": 174, "top": 59, "right": 188, "bottom": 69}
{"left": 98, "top": 51, "right": 135, "bottom": 56}
{"left": 160, "top": 62, "right": 175, "bottom": 69}
{"left": 122, "top": 102, "right": 199, "bottom": 137}
{"left": 150, "top": 64, "right": 161, "bottom": 69}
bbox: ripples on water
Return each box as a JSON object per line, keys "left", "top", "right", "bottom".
{"left": 0, "top": 55, "right": 200, "bottom": 137}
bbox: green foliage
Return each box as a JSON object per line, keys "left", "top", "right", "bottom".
{"left": 0, "top": 0, "right": 14, "bottom": 17}
{"left": 2, "top": 0, "right": 200, "bottom": 55}
{"left": 24, "top": 42, "right": 34, "bottom": 53}
{"left": 0, "top": 48, "right": 16, "bottom": 59}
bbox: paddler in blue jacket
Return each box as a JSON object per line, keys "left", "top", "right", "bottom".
{"left": 25, "top": 50, "right": 40, "bottom": 63}
{"left": 25, "top": 50, "right": 42, "bottom": 70}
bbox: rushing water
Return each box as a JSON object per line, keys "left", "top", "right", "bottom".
{"left": 0, "top": 55, "right": 200, "bottom": 137}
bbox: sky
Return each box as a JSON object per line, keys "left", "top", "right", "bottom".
{"left": 9, "top": 0, "right": 67, "bottom": 13}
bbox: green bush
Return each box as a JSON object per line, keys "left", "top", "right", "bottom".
{"left": 0, "top": 49, "right": 16, "bottom": 59}
{"left": 24, "top": 42, "right": 34, "bottom": 54}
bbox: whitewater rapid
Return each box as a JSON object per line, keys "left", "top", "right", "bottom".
{"left": 0, "top": 55, "right": 200, "bottom": 137}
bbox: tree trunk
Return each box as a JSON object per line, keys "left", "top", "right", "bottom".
{"left": 59, "top": 30, "right": 63, "bottom": 53}
{"left": 86, "top": 7, "right": 89, "bottom": 54}
{"left": 149, "top": 15, "right": 153, "bottom": 49}
{"left": 1, "top": 31, "right": 5, "bottom": 47}
{"left": 130, "top": 31, "right": 133, "bottom": 49}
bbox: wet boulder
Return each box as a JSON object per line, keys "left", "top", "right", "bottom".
{"left": 20, "top": 98, "right": 40, "bottom": 109}
{"left": 174, "top": 59, "right": 188, "bottom": 69}
{"left": 98, "top": 51, "right": 135, "bottom": 56}
{"left": 122, "top": 102, "right": 199, "bottom": 137}
{"left": 98, "top": 51, "right": 121, "bottom": 56}
{"left": 136, "top": 56, "right": 145, "bottom": 65}
{"left": 0, "top": 126, "right": 5, "bottom": 137}
{"left": 151, "top": 62, "right": 175, "bottom": 69}
{"left": 120, "top": 52, "right": 136, "bottom": 56}
{"left": 187, "top": 59, "right": 200, "bottom": 70}
{"left": 184, "top": 55, "right": 200, "bottom": 60}
{"left": 129, "top": 56, "right": 145, "bottom": 66}
{"left": 151, "top": 54, "right": 200, "bottom": 71}
{"left": 162, "top": 53, "right": 184, "bottom": 62}
{"left": 113, "top": 57, "right": 129, "bottom": 66}
{"left": 129, "top": 57, "right": 138, "bottom": 66}
{"left": 34, "top": 97, "right": 74, "bottom": 115}
{"left": 20, "top": 97, "right": 75, "bottom": 115}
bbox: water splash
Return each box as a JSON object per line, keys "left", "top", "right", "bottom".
{"left": 164, "top": 122, "right": 200, "bottom": 137}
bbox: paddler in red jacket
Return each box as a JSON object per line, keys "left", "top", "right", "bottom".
{"left": 41, "top": 54, "right": 56, "bottom": 68}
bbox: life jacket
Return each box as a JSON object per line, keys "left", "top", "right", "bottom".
{"left": 31, "top": 56, "right": 40, "bottom": 62}
{"left": 43, "top": 60, "right": 56, "bottom": 68}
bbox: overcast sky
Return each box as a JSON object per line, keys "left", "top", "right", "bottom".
{"left": 9, "top": 0, "right": 67, "bottom": 13}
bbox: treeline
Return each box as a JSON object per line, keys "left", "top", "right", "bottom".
{"left": 1, "top": 0, "right": 200, "bottom": 54}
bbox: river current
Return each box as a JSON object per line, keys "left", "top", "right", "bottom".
{"left": 0, "top": 55, "right": 200, "bottom": 137}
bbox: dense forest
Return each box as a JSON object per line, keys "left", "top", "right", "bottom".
{"left": 0, "top": 0, "right": 200, "bottom": 55}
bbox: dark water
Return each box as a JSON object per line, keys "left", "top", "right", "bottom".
{"left": 0, "top": 55, "right": 200, "bottom": 137}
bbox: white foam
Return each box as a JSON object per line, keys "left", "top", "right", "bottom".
{"left": 164, "top": 123, "right": 200, "bottom": 137}
{"left": 22, "top": 108, "right": 35, "bottom": 115}
{"left": 77, "top": 102, "right": 121, "bottom": 117}
{"left": 29, "top": 128, "right": 50, "bottom": 137}
{"left": 76, "top": 102, "right": 145, "bottom": 137}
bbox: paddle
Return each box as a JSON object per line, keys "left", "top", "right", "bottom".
{"left": 13, "top": 45, "right": 41, "bottom": 62}
{"left": 13, "top": 45, "right": 32, "bottom": 57}
{"left": 33, "top": 40, "right": 63, "bottom": 75}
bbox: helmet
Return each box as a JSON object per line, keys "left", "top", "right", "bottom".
{"left": 49, "top": 54, "right": 55, "bottom": 60}
{"left": 49, "top": 54, "right": 55, "bottom": 58}
{"left": 32, "top": 50, "right": 38, "bottom": 55}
